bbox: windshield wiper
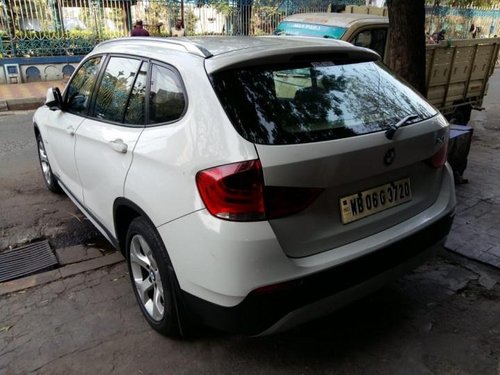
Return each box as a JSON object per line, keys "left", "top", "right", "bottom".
{"left": 385, "top": 114, "right": 419, "bottom": 140}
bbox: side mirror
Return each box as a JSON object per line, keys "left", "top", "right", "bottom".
{"left": 45, "top": 87, "right": 64, "bottom": 111}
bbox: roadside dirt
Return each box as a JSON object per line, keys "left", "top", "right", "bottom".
{"left": 0, "top": 110, "right": 110, "bottom": 253}
{"left": 0, "top": 176, "right": 107, "bottom": 252}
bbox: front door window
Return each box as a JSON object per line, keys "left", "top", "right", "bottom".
{"left": 65, "top": 57, "right": 103, "bottom": 115}
{"left": 351, "top": 28, "right": 388, "bottom": 59}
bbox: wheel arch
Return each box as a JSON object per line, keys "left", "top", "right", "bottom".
{"left": 34, "top": 121, "right": 41, "bottom": 137}
{"left": 113, "top": 197, "right": 157, "bottom": 257}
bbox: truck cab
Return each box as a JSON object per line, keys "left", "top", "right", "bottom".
{"left": 275, "top": 11, "right": 390, "bottom": 59}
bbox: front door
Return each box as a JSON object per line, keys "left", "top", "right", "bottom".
{"left": 44, "top": 56, "right": 104, "bottom": 202}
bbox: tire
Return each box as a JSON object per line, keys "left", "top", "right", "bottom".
{"left": 126, "top": 216, "right": 188, "bottom": 337}
{"left": 36, "top": 133, "right": 62, "bottom": 194}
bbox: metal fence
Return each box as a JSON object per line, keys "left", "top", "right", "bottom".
{"left": 3, "top": 1, "right": 500, "bottom": 58}
{"left": 425, "top": 5, "right": 500, "bottom": 39}
{"left": 0, "top": 0, "right": 366, "bottom": 57}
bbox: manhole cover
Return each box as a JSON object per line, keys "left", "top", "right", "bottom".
{"left": 0, "top": 240, "right": 58, "bottom": 283}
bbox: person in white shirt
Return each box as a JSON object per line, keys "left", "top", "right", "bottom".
{"left": 171, "top": 19, "right": 185, "bottom": 37}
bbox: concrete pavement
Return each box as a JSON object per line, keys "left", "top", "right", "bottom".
{"left": 444, "top": 71, "right": 500, "bottom": 268}
{"left": 0, "top": 80, "right": 66, "bottom": 111}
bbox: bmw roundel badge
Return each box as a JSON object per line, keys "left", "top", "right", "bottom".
{"left": 384, "top": 148, "right": 396, "bottom": 166}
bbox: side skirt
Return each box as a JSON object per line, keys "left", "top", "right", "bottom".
{"left": 56, "top": 177, "right": 119, "bottom": 249}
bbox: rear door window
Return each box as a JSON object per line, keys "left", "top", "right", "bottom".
{"left": 210, "top": 61, "right": 437, "bottom": 145}
{"left": 93, "top": 56, "right": 142, "bottom": 124}
{"left": 124, "top": 62, "right": 148, "bottom": 125}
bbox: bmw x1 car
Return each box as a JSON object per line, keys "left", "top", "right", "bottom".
{"left": 34, "top": 36, "right": 456, "bottom": 336}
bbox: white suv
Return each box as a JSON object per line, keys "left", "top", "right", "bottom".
{"left": 34, "top": 36, "right": 456, "bottom": 336}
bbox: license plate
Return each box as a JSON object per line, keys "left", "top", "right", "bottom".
{"left": 340, "top": 178, "right": 412, "bottom": 224}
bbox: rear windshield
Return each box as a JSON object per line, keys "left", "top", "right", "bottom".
{"left": 275, "top": 21, "right": 347, "bottom": 39}
{"left": 210, "top": 61, "right": 438, "bottom": 145}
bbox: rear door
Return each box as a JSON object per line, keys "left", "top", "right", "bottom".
{"left": 256, "top": 121, "right": 447, "bottom": 258}
{"left": 74, "top": 56, "right": 147, "bottom": 231}
{"left": 259, "top": 63, "right": 446, "bottom": 258}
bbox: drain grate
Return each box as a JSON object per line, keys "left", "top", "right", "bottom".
{"left": 0, "top": 240, "right": 58, "bottom": 283}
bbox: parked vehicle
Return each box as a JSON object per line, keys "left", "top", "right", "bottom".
{"left": 275, "top": 6, "right": 500, "bottom": 123}
{"left": 34, "top": 36, "right": 456, "bottom": 337}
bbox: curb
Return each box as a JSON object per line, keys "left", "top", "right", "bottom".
{"left": 0, "top": 97, "right": 45, "bottom": 112}
{"left": 0, "top": 252, "right": 124, "bottom": 296}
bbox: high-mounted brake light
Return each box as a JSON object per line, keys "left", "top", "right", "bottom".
{"left": 196, "top": 160, "right": 323, "bottom": 221}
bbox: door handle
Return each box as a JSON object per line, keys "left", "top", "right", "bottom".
{"left": 109, "top": 139, "right": 128, "bottom": 154}
{"left": 66, "top": 126, "right": 75, "bottom": 136}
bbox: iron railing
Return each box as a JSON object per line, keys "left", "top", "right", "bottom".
{"left": 426, "top": 5, "right": 500, "bottom": 38}
{"left": 0, "top": 0, "right": 367, "bottom": 57}
{"left": 2, "top": 1, "right": 500, "bottom": 58}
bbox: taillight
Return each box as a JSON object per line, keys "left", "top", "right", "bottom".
{"left": 196, "top": 160, "right": 265, "bottom": 221}
{"left": 428, "top": 141, "right": 448, "bottom": 168}
{"left": 196, "top": 160, "right": 323, "bottom": 221}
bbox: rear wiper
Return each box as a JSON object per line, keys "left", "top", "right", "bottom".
{"left": 385, "top": 114, "right": 419, "bottom": 140}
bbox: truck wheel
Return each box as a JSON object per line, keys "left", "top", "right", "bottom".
{"left": 36, "top": 133, "right": 62, "bottom": 194}
{"left": 126, "top": 217, "right": 188, "bottom": 337}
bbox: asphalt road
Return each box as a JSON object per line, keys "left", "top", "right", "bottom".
{"left": 0, "top": 110, "right": 37, "bottom": 179}
{"left": 0, "top": 110, "right": 106, "bottom": 251}
{"left": 0, "top": 108, "right": 499, "bottom": 374}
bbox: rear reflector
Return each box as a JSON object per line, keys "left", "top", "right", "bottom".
{"left": 252, "top": 279, "right": 303, "bottom": 295}
{"left": 196, "top": 160, "right": 323, "bottom": 221}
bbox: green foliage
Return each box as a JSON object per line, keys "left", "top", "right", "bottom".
{"left": 431, "top": 0, "right": 500, "bottom": 7}
{"left": 142, "top": 0, "right": 176, "bottom": 36}
{"left": 185, "top": 9, "right": 199, "bottom": 35}
{"left": 199, "top": 0, "right": 232, "bottom": 15}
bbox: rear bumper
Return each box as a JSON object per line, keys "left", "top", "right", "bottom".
{"left": 180, "top": 213, "right": 454, "bottom": 335}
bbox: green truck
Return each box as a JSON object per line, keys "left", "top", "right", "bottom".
{"left": 275, "top": 5, "right": 500, "bottom": 123}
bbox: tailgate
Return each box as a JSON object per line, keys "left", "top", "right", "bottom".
{"left": 256, "top": 116, "right": 449, "bottom": 258}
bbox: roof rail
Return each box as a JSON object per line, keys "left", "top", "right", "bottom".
{"left": 97, "top": 37, "right": 213, "bottom": 58}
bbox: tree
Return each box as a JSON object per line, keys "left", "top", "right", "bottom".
{"left": 386, "top": 0, "right": 427, "bottom": 95}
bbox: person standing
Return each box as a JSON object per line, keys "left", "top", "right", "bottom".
{"left": 470, "top": 23, "right": 478, "bottom": 39}
{"left": 171, "top": 19, "right": 185, "bottom": 37}
{"left": 131, "top": 20, "right": 150, "bottom": 37}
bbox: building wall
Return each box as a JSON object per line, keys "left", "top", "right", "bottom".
{"left": 0, "top": 56, "right": 83, "bottom": 84}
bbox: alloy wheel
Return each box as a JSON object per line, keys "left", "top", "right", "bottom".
{"left": 38, "top": 138, "right": 52, "bottom": 185}
{"left": 129, "top": 234, "right": 165, "bottom": 322}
